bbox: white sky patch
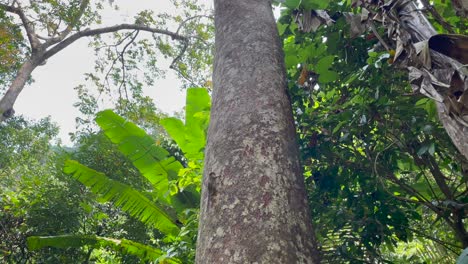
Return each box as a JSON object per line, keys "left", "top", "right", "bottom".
{"left": 15, "top": 0, "right": 212, "bottom": 146}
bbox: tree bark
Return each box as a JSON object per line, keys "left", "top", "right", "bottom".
{"left": 0, "top": 59, "right": 38, "bottom": 121}
{"left": 196, "top": 1, "right": 319, "bottom": 263}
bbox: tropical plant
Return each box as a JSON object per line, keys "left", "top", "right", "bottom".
{"left": 27, "top": 88, "right": 209, "bottom": 263}
{"left": 0, "top": 116, "right": 93, "bottom": 263}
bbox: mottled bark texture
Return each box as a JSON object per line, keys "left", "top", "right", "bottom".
{"left": 195, "top": 1, "right": 319, "bottom": 263}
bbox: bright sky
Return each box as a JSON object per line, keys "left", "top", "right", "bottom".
{"left": 15, "top": 0, "right": 212, "bottom": 146}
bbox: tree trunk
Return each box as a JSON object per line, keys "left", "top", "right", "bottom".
{"left": 195, "top": 1, "right": 319, "bottom": 263}
{"left": 0, "top": 59, "right": 38, "bottom": 121}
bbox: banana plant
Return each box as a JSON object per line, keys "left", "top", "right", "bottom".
{"left": 27, "top": 88, "right": 210, "bottom": 262}
{"left": 27, "top": 235, "right": 182, "bottom": 264}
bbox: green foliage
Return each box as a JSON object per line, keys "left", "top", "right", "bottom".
{"left": 94, "top": 108, "right": 201, "bottom": 213}
{"left": 159, "top": 88, "right": 210, "bottom": 213}
{"left": 278, "top": 0, "right": 466, "bottom": 262}
{"left": 0, "top": 116, "right": 87, "bottom": 262}
{"left": 63, "top": 160, "right": 180, "bottom": 236}
{"left": 0, "top": 9, "right": 24, "bottom": 88}
{"left": 28, "top": 88, "right": 209, "bottom": 262}
{"left": 27, "top": 235, "right": 182, "bottom": 263}
{"left": 95, "top": 109, "right": 182, "bottom": 198}
{"left": 161, "top": 88, "right": 210, "bottom": 161}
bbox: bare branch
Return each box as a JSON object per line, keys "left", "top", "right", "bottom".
{"left": 114, "top": 30, "right": 138, "bottom": 103}
{"left": 103, "top": 31, "right": 138, "bottom": 93}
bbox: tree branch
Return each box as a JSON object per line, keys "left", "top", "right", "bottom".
{"left": 0, "top": 1, "right": 41, "bottom": 51}
{"left": 42, "top": 23, "right": 188, "bottom": 61}
{"left": 407, "top": 227, "right": 463, "bottom": 252}
{"left": 43, "top": 0, "right": 90, "bottom": 48}
{"left": 175, "top": 14, "right": 213, "bottom": 35}
{"left": 0, "top": 22, "right": 189, "bottom": 121}
{"left": 419, "top": 0, "right": 455, "bottom": 34}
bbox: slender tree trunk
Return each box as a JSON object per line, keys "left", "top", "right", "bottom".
{"left": 196, "top": 1, "right": 319, "bottom": 263}
{"left": 0, "top": 60, "right": 37, "bottom": 121}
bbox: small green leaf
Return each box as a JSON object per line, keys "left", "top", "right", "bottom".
{"left": 428, "top": 143, "right": 435, "bottom": 156}
{"left": 285, "top": 54, "right": 299, "bottom": 69}
{"left": 169, "top": 182, "right": 179, "bottom": 196}
{"left": 277, "top": 23, "right": 288, "bottom": 36}
{"left": 415, "top": 98, "right": 430, "bottom": 106}
{"left": 332, "top": 121, "right": 345, "bottom": 134}
{"left": 368, "top": 51, "right": 378, "bottom": 57}
{"left": 424, "top": 100, "right": 437, "bottom": 120}
{"left": 284, "top": 0, "right": 301, "bottom": 8}
{"left": 417, "top": 144, "right": 429, "bottom": 156}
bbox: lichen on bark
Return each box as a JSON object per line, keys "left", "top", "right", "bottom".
{"left": 195, "top": 0, "right": 320, "bottom": 263}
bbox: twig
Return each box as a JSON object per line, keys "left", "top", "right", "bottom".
{"left": 419, "top": 0, "right": 455, "bottom": 33}
{"left": 368, "top": 20, "right": 390, "bottom": 51}
{"left": 103, "top": 31, "right": 138, "bottom": 92}
{"left": 408, "top": 227, "right": 463, "bottom": 252}
{"left": 117, "top": 30, "right": 139, "bottom": 103}
{"left": 43, "top": 0, "right": 90, "bottom": 48}
{"left": 175, "top": 14, "right": 213, "bottom": 35}
{"left": 0, "top": 1, "right": 41, "bottom": 51}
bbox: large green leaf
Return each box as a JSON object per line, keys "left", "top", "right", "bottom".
{"left": 64, "top": 160, "right": 180, "bottom": 236}
{"left": 161, "top": 88, "right": 210, "bottom": 161}
{"left": 27, "top": 235, "right": 182, "bottom": 263}
{"left": 95, "top": 110, "right": 184, "bottom": 196}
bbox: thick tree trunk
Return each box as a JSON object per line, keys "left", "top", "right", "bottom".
{"left": 195, "top": 0, "right": 319, "bottom": 263}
